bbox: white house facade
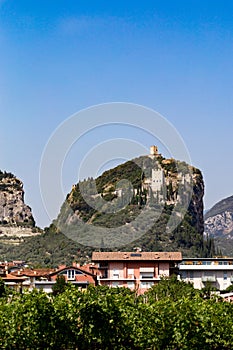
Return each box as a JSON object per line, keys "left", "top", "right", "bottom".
{"left": 179, "top": 258, "right": 233, "bottom": 291}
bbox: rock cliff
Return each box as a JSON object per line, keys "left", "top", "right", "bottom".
{"left": 204, "top": 195, "right": 233, "bottom": 255}
{"left": 0, "top": 171, "right": 35, "bottom": 226}
{"left": 54, "top": 149, "right": 206, "bottom": 257}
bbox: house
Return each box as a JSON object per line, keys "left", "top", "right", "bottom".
{"left": 179, "top": 257, "right": 233, "bottom": 291}
{"left": 11, "top": 268, "right": 55, "bottom": 292}
{"left": 0, "top": 261, "right": 27, "bottom": 291}
{"left": 220, "top": 292, "right": 233, "bottom": 302}
{"left": 10, "top": 263, "right": 97, "bottom": 293}
{"left": 47, "top": 264, "right": 97, "bottom": 292}
{"left": 92, "top": 251, "right": 182, "bottom": 294}
{"left": 1, "top": 273, "right": 26, "bottom": 292}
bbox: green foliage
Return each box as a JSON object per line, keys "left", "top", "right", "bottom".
{"left": 224, "top": 284, "right": 233, "bottom": 292}
{"left": 0, "top": 290, "right": 62, "bottom": 349}
{"left": 0, "top": 230, "right": 92, "bottom": 267}
{"left": 200, "top": 281, "right": 218, "bottom": 299}
{"left": 52, "top": 275, "right": 67, "bottom": 296}
{"left": 0, "top": 278, "right": 7, "bottom": 298}
{"left": 144, "top": 275, "right": 198, "bottom": 302}
{"left": 0, "top": 284, "right": 233, "bottom": 349}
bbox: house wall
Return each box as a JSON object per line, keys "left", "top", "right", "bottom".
{"left": 98, "top": 260, "right": 172, "bottom": 294}
{"left": 179, "top": 260, "right": 233, "bottom": 291}
{"left": 158, "top": 262, "right": 170, "bottom": 277}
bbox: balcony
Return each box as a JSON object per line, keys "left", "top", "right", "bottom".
{"left": 99, "top": 276, "right": 136, "bottom": 281}
{"left": 179, "top": 265, "right": 233, "bottom": 271}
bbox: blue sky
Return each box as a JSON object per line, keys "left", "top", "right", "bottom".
{"left": 1, "top": 0, "right": 233, "bottom": 227}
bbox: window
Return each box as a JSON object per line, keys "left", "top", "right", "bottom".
{"left": 204, "top": 271, "right": 213, "bottom": 277}
{"left": 140, "top": 281, "right": 154, "bottom": 289}
{"left": 224, "top": 271, "right": 228, "bottom": 280}
{"left": 140, "top": 272, "right": 154, "bottom": 279}
{"left": 130, "top": 253, "right": 141, "bottom": 257}
{"left": 127, "top": 268, "right": 134, "bottom": 279}
{"left": 140, "top": 267, "right": 154, "bottom": 279}
{"left": 113, "top": 269, "right": 119, "bottom": 279}
{"left": 112, "top": 282, "right": 119, "bottom": 288}
{"left": 203, "top": 261, "right": 211, "bottom": 265}
{"left": 67, "top": 269, "right": 75, "bottom": 280}
{"left": 127, "top": 281, "right": 135, "bottom": 289}
{"left": 189, "top": 271, "right": 194, "bottom": 279}
{"left": 181, "top": 271, "right": 187, "bottom": 279}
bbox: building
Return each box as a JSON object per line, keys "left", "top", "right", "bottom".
{"left": 150, "top": 145, "right": 158, "bottom": 156}
{"left": 10, "top": 263, "right": 97, "bottom": 293}
{"left": 0, "top": 261, "right": 28, "bottom": 291}
{"left": 179, "top": 258, "right": 233, "bottom": 291}
{"left": 92, "top": 251, "right": 182, "bottom": 294}
{"left": 47, "top": 264, "right": 97, "bottom": 292}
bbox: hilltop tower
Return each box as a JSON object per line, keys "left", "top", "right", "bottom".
{"left": 150, "top": 145, "right": 158, "bottom": 156}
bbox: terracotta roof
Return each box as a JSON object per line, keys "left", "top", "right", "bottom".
{"left": 11, "top": 268, "right": 55, "bottom": 277}
{"left": 49, "top": 265, "right": 96, "bottom": 278}
{"left": 75, "top": 274, "right": 95, "bottom": 284}
{"left": 81, "top": 263, "right": 99, "bottom": 274}
{"left": 2, "top": 273, "right": 26, "bottom": 282}
{"left": 92, "top": 251, "right": 182, "bottom": 262}
{"left": 48, "top": 266, "right": 96, "bottom": 284}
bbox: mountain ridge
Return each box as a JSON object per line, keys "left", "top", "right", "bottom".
{"left": 54, "top": 151, "right": 209, "bottom": 258}
{"left": 204, "top": 194, "right": 233, "bottom": 255}
{"left": 0, "top": 149, "right": 214, "bottom": 266}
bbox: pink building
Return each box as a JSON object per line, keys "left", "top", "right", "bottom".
{"left": 92, "top": 251, "right": 182, "bottom": 294}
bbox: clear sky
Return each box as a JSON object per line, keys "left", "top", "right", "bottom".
{"left": 1, "top": 0, "right": 233, "bottom": 227}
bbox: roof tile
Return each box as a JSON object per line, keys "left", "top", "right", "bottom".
{"left": 92, "top": 251, "right": 182, "bottom": 261}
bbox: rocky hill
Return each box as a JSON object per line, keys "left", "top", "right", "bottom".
{"left": 0, "top": 171, "right": 41, "bottom": 245}
{"left": 0, "top": 171, "right": 34, "bottom": 226}
{"left": 204, "top": 195, "right": 233, "bottom": 255}
{"left": 53, "top": 147, "right": 210, "bottom": 258}
{"left": 0, "top": 171, "right": 89, "bottom": 266}
{"left": 0, "top": 149, "right": 213, "bottom": 266}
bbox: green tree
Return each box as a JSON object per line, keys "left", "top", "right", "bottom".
{"left": 52, "top": 274, "right": 67, "bottom": 296}
{"left": 0, "top": 278, "right": 6, "bottom": 298}
{"left": 145, "top": 275, "right": 198, "bottom": 302}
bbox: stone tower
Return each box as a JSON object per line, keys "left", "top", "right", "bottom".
{"left": 150, "top": 145, "right": 158, "bottom": 156}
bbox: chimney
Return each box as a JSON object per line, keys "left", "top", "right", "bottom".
{"left": 72, "top": 262, "right": 80, "bottom": 268}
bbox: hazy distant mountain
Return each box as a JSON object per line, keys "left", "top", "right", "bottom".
{"left": 204, "top": 195, "right": 233, "bottom": 256}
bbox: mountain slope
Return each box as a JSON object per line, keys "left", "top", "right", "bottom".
{"left": 0, "top": 152, "right": 212, "bottom": 267}
{"left": 0, "top": 171, "right": 35, "bottom": 226}
{"left": 54, "top": 152, "right": 209, "bottom": 258}
{"left": 205, "top": 195, "right": 233, "bottom": 255}
{"left": 0, "top": 171, "right": 41, "bottom": 246}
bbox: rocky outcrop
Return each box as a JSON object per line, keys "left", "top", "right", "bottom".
{"left": 204, "top": 195, "right": 233, "bottom": 237}
{"left": 204, "top": 195, "right": 233, "bottom": 255}
{"left": 54, "top": 148, "right": 205, "bottom": 256}
{"left": 0, "top": 171, "right": 35, "bottom": 226}
{"left": 205, "top": 211, "right": 233, "bottom": 237}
